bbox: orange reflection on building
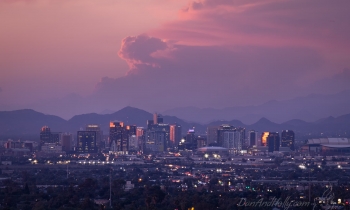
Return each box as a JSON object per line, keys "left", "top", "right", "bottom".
{"left": 261, "top": 132, "right": 269, "bottom": 146}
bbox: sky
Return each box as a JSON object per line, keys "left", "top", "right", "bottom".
{"left": 0, "top": 0, "right": 350, "bottom": 119}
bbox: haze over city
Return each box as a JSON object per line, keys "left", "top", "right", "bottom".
{"left": 2, "top": 1, "right": 350, "bottom": 210}
{"left": 1, "top": 0, "right": 350, "bottom": 122}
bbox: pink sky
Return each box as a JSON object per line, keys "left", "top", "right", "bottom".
{"left": 0, "top": 0, "right": 350, "bottom": 118}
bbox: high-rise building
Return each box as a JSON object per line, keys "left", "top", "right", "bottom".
{"left": 136, "top": 127, "right": 145, "bottom": 138}
{"left": 126, "top": 125, "right": 137, "bottom": 136}
{"left": 40, "top": 126, "right": 61, "bottom": 150}
{"left": 248, "top": 130, "right": 258, "bottom": 147}
{"left": 145, "top": 130, "right": 166, "bottom": 152}
{"left": 109, "top": 121, "right": 128, "bottom": 154}
{"left": 61, "top": 133, "right": 73, "bottom": 152}
{"left": 153, "top": 113, "right": 163, "bottom": 124}
{"left": 76, "top": 131, "right": 97, "bottom": 153}
{"left": 197, "top": 136, "right": 206, "bottom": 148}
{"left": 207, "top": 126, "right": 219, "bottom": 146}
{"left": 128, "top": 135, "right": 138, "bottom": 151}
{"left": 147, "top": 120, "right": 154, "bottom": 130}
{"left": 281, "top": 130, "right": 295, "bottom": 151}
{"left": 222, "top": 130, "right": 244, "bottom": 153}
{"left": 86, "top": 125, "right": 103, "bottom": 149}
{"left": 217, "top": 124, "right": 235, "bottom": 147}
{"left": 236, "top": 127, "right": 246, "bottom": 150}
{"left": 170, "top": 124, "right": 182, "bottom": 147}
{"left": 261, "top": 132, "right": 270, "bottom": 146}
{"left": 136, "top": 127, "right": 145, "bottom": 153}
{"left": 223, "top": 131, "right": 235, "bottom": 149}
{"left": 40, "top": 126, "right": 51, "bottom": 146}
{"left": 267, "top": 132, "right": 280, "bottom": 153}
{"left": 186, "top": 129, "right": 196, "bottom": 144}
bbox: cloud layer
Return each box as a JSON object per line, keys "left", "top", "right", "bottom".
{"left": 93, "top": 0, "right": 350, "bottom": 111}
{"left": 1, "top": 0, "right": 350, "bottom": 119}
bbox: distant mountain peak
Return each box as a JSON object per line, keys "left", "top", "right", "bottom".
{"left": 256, "top": 117, "right": 273, "bottom": 123}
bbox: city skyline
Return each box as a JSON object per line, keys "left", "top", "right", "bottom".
{"left": 1, "top": 0, "right": 350, "bottom": 119}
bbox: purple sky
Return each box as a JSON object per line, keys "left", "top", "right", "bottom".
{"left": 1, "top": 0, "right": 350, "bottom": 119}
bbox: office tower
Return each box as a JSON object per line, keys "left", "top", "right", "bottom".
{"left": 156, "top": 123, "right": 170, "bottom": 150}
{"left": 40, "top": 126, "right": 51, "bottom": 146}
{"left": 51, "top": 132, "right": 61, "bottom": 144}
{"left": 267, "top": 132, "right": 280, "bottom": 152}
{"left": 61, "top": 133, "right": 73, "bottom": 152}
{"left": 129, "top": 135, "right": 138, "bottom": 151}
{"left": 126, "top": 125, "right": 137, "bottom": 136}
{"left": 281, "top": 130, "right": 295, "bottom": 151}
{"left": 248, "top": 130, "right": 258, "bottom": 147}
{"left": 136, "top": 127, "right": 145, "bottom": 153}
{"left": 145, "top": 130, "right": 166, "bottom": 152}
{"left": 207, "top": 126, "right": 219, "bottom": 146}
{"left": 197, "top": 136, "right": 206, "bottom": 148}
{"left": 76, "top": 131, "right": 97, "bottom": 153}
{"left": 109, "top": 121, "right": 128, "bottom": 154}
{"left": 217, "top": 124, "right": 235, "bottom": 147}
{"left": 86, "top": 125, "right": 103, "bottom": 149}
{"left": 124, "top": 125, "right": 137, "bottom": 152}
{"left": 223, "top": 131, "right": 235, "bottom": 149}
{"left": 186, "top": 129, "right": 196, "bottom": 144}
{"left": 153, "top": 113, "right": 163, "bottom": 124}
{"left": 136, "top": 127, "right": 145, "bottom": 138}
{"left": 261, "top": 132, "right": 270, "bottom": 146}
{"left": 170, "top": 124, "right": 182, "bottom": 147}
{"left": 145, "top": 115, "right": 171, "bottom": 151}
{"left": 236, "top": 127, "right": 246, "bottom": 150}
{"left": 40, "top": 126, "right": 61, "bottom": 149}
{"left": 147, "top": 120, "right": 154, "bottom": 130}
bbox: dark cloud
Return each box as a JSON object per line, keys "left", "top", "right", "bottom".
{"left": 118, "top": 34, "right": 168, "bottom": 71}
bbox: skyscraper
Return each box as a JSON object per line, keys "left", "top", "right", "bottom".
{"left": 248, "top": 130, "right": 258, "bottom": 147}
{"left": 267, "top": 132, "right": 280, "bottom": 153}
{"left": 223, "top": 131, "right": 235, "bottom": 149}
{"left": 61, "top": 133, "right": 73, "bottom": 152}
{"left": 40, "top": 126, "right": 61, "bottom": 149}
{"left": 236, "top": 127, "right": 246, "bottom": 150}
{"left": 186, "top": 129, "right": 196, "bottom": 144}
{"left": 196, "top": 136, "right": 206, "bottom": 148}
{"left": 145, "top": 130, "right": 166, "bottom": 152}
{"left": 76, "top": 131, "right": 97, "bottom": 153}
{"left": 153, "top": 113, "right": 163, "bottom": 124}
{"left": 217, "top": 124, "right": 235, "bottom": 147}
{"left": 125, "top": 125, "right": 137, "bottom": 136}
{"left": 109, "top": 121, "right": 128, "bottom": 154}
{"left": 261, "top": 132, "right": 269, "bottom": 146}
{"left": 145, "top": 115, "right": 171, "bottom": 151}
{"left": 281, "top": 130, "right": 295, "bottom": 151}
{"left": 170, "top": 124, "right": 182, "bottom": 147}
{"left": 86, "top": 124, "right": 103, "bottom": 149}
{"left": 40, "top": 126, "right": 51, "bottom": 146}
{"left": 207, "top": 126, "right": 219, "bottom": 146}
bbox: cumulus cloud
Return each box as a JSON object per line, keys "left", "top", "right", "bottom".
{"left": 118, "top": 35, "right": 169, "bottom": 71}
{"left": 92, "top": 0, "right": 350, "bottom": 111}
{"left": 93, "top": 34, "right": 327, "bottom": 110}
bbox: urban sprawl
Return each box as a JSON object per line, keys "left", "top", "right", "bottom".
{"left": 1, "top": 113, "right": 350, "bottom": 209}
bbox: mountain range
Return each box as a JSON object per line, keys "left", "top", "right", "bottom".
{"left": 162, "top": 90, "right": 350, "bottom": 124}
{"left": 0, "top": 106, "right": 350, "bottom": 141}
